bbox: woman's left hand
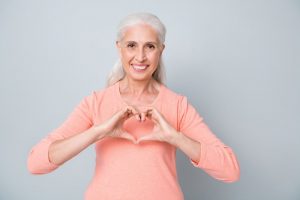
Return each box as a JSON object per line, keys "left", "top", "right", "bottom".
{"left": 136, "top": 107, "right": 178, "bottom": 144}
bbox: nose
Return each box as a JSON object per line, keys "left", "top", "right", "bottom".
{"left": 135, "top": 47, "right": 146, "bottom": 62}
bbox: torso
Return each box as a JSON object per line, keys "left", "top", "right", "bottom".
{"left": 85, "top": 81, "right": 184, "bottom": 200}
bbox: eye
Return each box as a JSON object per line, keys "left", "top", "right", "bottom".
{"left": 146, "top": 44, "right": 155, "bottom": 49}
{"left": 127, "top": 43, "right": 136, "bottom": 48}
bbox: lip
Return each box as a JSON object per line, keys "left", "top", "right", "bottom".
{"left": 131, "top": 64, "right": 149, "bottom": 72}
{"left": 131, "top": 63, "right": 149, "bottom": 66}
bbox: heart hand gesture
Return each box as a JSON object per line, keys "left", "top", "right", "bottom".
{"left": 100, "top": 106, "right": 140, "bottom": 144}
{"left": 136, "top": 107, "right": 178, "bottom": 144}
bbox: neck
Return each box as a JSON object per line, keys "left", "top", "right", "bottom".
{"left": 119, "top": 77, "right": 158, "bottom": 96}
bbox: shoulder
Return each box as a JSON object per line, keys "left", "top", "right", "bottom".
{"left": 81, "top": 84, "right": 116, "bottom": 106}
{"left": 161, "top": 84, "right": 187, "bottom": 104}
{"left": 160, "top": 84, "right": 193, "bottom": 130}
{"left": 161, "top": 85, "right": 195, "bottom": 118}
{"left": 93, "top": 84, "right": 114, "bottom": 99}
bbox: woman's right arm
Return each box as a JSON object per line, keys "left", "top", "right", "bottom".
{"left": 27, "top": 91, "right": 98, "bottom": 174}
{"left": 48, "top": 105, "right": 139, "bottom": 166}
{"left": 27, "top": 90, "right": 138, "bottom": 174}
{"left": 48, "top": 125, "right": 106, "bottom": 166}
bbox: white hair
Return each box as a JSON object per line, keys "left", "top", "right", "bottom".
{"left": 106, "top": 12, "right": 167, "bottom": 87}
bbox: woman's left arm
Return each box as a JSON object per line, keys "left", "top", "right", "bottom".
{"left": 137, "top": 95, "right": 240, "bottom": 183}
{"left": 173, "top": 95, "right": 240, "bottom": 183}
{"left": 168, "top": 131, "right": 202, "bottom": 165}
{"left": 168, "top": 129, "right": 240, "bottom": 183}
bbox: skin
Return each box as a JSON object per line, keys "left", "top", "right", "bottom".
{"left": 48, "top": 23, "right": 202, "bottom": 167}
{"left": 116, "top": 23, "right": 164, "bottom": 106}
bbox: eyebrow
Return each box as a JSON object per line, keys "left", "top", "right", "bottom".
{"left": 124, "top": 41, "right": 159, "bottom": 45}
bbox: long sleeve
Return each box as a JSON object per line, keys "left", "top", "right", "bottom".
{"left": 177, "top": 95, "right": 240, "bottom": 183}
{"left": 27, "top": 91, "right": 97, "bottom": 174}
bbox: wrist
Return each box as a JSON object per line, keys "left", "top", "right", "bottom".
{"left": 91, "top": 125, "right": 107, "bottom": 141}
{"left": 167, "top": 131, "right": 184, "bottom": 147}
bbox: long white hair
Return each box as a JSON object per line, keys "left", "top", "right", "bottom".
{"left": 106, "top": 12, "right": 167, "bottom": 87}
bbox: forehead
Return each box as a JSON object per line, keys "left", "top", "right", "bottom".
{"left": 122, "top": 23, "right": 159, "bottom": 43}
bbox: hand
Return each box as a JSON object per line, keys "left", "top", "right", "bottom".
{"left": 99, "top": 106, "right": 140, "bottom": 144}
{"left": 136, "top": 107, "right": 179, "bottom": 144}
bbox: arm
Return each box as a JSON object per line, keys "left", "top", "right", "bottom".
{"left": 176, "top": 96, "right": 240, "bottom": 183}
{"left": 48, "top": 125, "right": 105, "bottom": 166}
{"left": 169, "top": 131, "right": 201, "bottom": 164}
{"left": 48, "top": 104, "right": 140, "bottom": 165}
{"left": 27, "top": 91, "right": 99, "bottom": 174}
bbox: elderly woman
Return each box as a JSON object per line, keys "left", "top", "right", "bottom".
{"left": 27, "top": 13, "right": 240, "bottom": 200}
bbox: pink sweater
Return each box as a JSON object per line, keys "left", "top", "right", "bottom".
{"left": 27, "top": 81, "right": 240, "bottom": 200}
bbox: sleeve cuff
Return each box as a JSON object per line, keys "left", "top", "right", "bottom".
{"left": 44, "top": 139, "right": 60, "bottom": 169}
{"left": 28, "top": 139, "right": 60, "bottom": 174}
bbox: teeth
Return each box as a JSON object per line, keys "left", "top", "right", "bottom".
{"left": 132, "top": 65, "right": 147, "bottom": 70}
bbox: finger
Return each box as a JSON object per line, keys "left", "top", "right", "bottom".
{"left": 126, "top": 105, "right": 140, "bottom": 115}
{"left": 120, "top": 132, "right": 135, "bottom": 141}
{"left": 122, "top": 106, "right": 138, "bottom": 118}
{"left": 140, "top": 112, "right": 146, "bottom": 122}
{"left": 119, "top": 132, "right": 138, "bottom": 144}
{"left": 145, "top": 109, "right": 153, "bottom": 117}
{"left": 127, "top": 105, "right": 148, "bottom": 121}
{"left": 137, "top": 134, "right": 157, "bottom": 143}
{"left": 135, "top": 113, "right": 141, "bottom": 121}
{"left": 125, "top": 106, "right": 140, "bottom": 121}
{"left": 146, "top": 109, "right": 160, "bottom": 124}
{"left": 117, "top": 107, "right": 130, "bottom": 119}
{"left": 125, "top": 109, "right": 132, "bottom": 118}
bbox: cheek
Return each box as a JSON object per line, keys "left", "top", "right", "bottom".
{"left": 149, "top": 52, "right": 161, "bottom": 64}
{"left": 121, "top": 50, "right": 134, "bottom": 62}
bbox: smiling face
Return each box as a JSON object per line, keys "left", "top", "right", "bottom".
{"left": 116, "top": 23, "right": 165, "bottom": 83}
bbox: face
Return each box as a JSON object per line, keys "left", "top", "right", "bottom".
{"left": 116, "top": 23, "right": 165, "bottom": 82}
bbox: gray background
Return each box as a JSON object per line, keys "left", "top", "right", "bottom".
{"left": 1, "top": 0, "right": 299, "bottom": 199}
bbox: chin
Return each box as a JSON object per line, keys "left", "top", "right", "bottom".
{"left": 129, "top": 75, "right": 152, "bottom": 82}
{"left": 126, "top": 69, "right": 154, "bottom": 82}
{"left": 125, "top": 71, "right": 152, "bottom": 81}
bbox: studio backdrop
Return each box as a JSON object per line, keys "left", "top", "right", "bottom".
{"left": 0, "top": 0, "right": 299, "bottom": 199}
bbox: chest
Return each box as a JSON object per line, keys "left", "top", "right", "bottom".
{"left": 121, "top": 95, "right": 157, "bottom": 106}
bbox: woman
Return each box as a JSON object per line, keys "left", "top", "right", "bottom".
{"left": 27, "top": 13, "right": 240, "bottom": 200}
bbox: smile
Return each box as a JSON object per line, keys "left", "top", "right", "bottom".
{"left": 131, "top": 64, "right": 149, "bottom": 72}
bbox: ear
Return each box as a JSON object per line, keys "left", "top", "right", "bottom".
{"left": 159, "top": 44, "right": 165, "bottom": 55}
{"left": 116, "top": 41, "right": 122, "bottom": 57}
{"left": 158, "top": 44, "right": 165, "bottom": 57}
{"left": 116, "top": 41, "right": 121, "bottom": 48}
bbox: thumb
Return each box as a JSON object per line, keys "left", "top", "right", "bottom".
{"left": 137, "top": 134, "right": 157, "bottom": 143}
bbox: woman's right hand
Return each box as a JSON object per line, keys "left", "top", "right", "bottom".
{"left": 46, "top": 106, "right": 139, "bottom": 167}
{"left": 96, "top": 106, "right": 140, "bottom": 143}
